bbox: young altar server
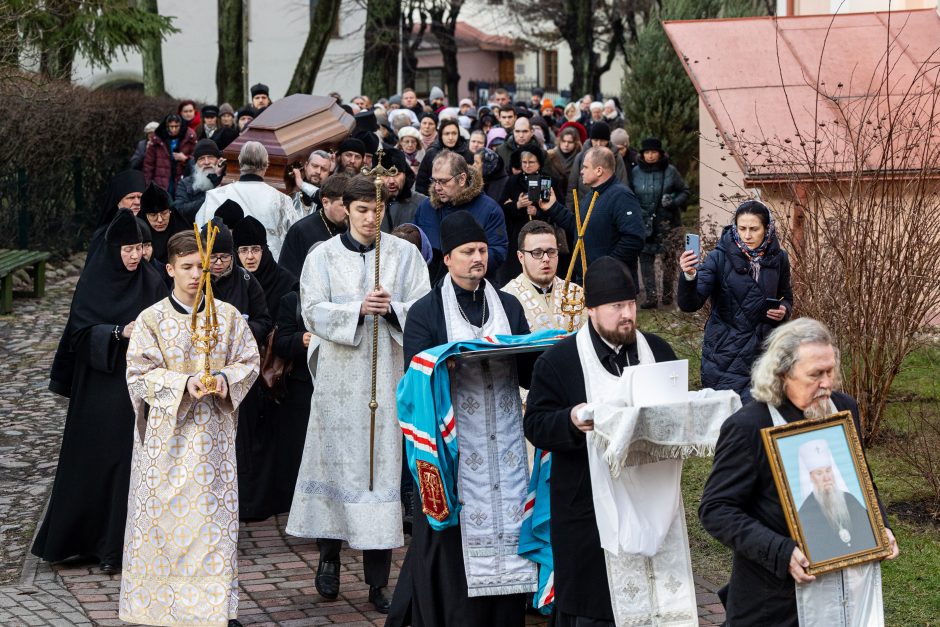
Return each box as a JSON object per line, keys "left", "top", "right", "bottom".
{"left": 286, "top": 174, "right": 430, "bottom": 613}
{"left": 119, "top": 230, "right": 261, "bottom": 627}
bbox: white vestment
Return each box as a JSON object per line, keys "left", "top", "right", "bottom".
{"left": 768, "top": 403, "right": 885, "bottom": 627}
{"left": 286, "top": 235, "right": 429, "bottom": 549}
{"left": 576, "top": 326, "right": 740, "bottom": 626}
{"left": 195, "top": 180, "right": 297, "bottom": 260}
{"left": 501, "top": 274, "right": 584, "bottom": 332}
{"left": 120, "top": 299, "right": 260, "bottom": 627}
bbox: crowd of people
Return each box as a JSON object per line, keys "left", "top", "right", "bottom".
{"left": 32, "top": 84, "right": 898, "bottom": 627}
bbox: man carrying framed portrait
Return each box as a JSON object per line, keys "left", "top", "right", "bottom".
{"left": 699, "top": 318, "right": 899, "bottom": 626}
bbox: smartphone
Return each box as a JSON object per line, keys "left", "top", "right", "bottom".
{"left": 539, "top": 177, "right": 553, "bottom": 202}
{"left": 684, "top": 233, "right": 701, "bottom": 259}
{"left": 764, "top": 297, "right": 783, "bottom": 313}
{"left": 217, "top": 158, "right": 227, "bottom": 169}
{"left": 526, "top": 174, "right": 540, "bottom": 205}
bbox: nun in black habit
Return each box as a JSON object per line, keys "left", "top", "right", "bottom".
{"left": 139, "top": 182, "right": 189, "bottom": 264}
{"left": 201, "top": 220, "right": 276, "bottom": 521}
{"left": 233, "top": 215, "right": 298, "bottom": 321}
{"left": 33, "top": 209, "right": 167, "bottom": 573}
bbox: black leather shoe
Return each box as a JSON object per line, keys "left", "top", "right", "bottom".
{"left": 100, "top": 562, "right": 121, "bottom": 575}
{"left": 315, "top": 559, "right": 340, "bottom": 600}
{"left": 228, "top": 621, "right": 242, "bottom": 627}
{"left": 369, "top": 585, "right": 392, "bottom": 614}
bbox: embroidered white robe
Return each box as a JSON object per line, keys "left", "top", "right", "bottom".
{"left": 120, "top": 298, "right": 260, "bottom": 627}
{"left": 286, "top": 235, "right": 430, "bottom": 549}
{"left": 501, "top": 274, "right": 584, "bottom": 332}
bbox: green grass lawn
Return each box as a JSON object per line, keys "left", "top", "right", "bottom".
{"left": 640, "top": 308, "right": 940, "bottom": 623}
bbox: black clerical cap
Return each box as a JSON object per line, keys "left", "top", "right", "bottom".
{"left": 589, "top": 121, "right": 611, "bottom": 141}
{"left": 140, "top": 182, "right": 171, "bottom": 214}
{"left": 250, "top": 83, "right": 269, "bottom": 97}
{"left": 202, "top": 221, "right": 233, "bottom": 254}
{"left": 379, "top": 148, "right": 409, "bottom": 173}
{"left": 357, "top": 131, "right": 380, "bottom": 157}
{"left": 233, "top": 215, "right": 267, "bottom": 249}
{"left": 355, "top": 110, "right": 379, "bottom": 133}
{"left": 108, "top": 170, "right": 146, "bottom": 205}
{"left": 193, "top": 138, "right": 222, "bottom": 161}
{"left": 440, "top": 210, "right": 487, "bottom": 254}
{"left": 136, "top": 217, "right": 153, "bottom": 243}
{"left": 201, "top": 104, "right": 220, "bottom": 118}
{"left": 214, "top": 199, "right": 244, "bottom": 229}
{"left": 338, "top": 138, "right": 366, "bottom": 156}
{"left": 106, "top": 208, "right": 143, "bottom": 246}
{"left": 584, "top": 256, "right": 636, "bottom": 307}
{"left": 236, "top": 106, "right": 256, "bottom": 120}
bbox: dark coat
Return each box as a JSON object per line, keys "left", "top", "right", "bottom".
{"left": 677, "top": 225, "right": 793, "bottom": 401}
{"left": 631, "top": 157, "right": 690, "bottom": 237}
{"left": 497, "top": 171, "right": 563, "bottom": 285}
{"left": 277, "top": 210, "right": 345, "bottom": 279}
{"left": 414, "top": 135, "right": 475, "bottom": 196}
{"left": 143, "top": 123, "right": 196, "bottom": 195}
{"left": 523, "top": 328, "right": 677, "bottom": 620}
{"left": 495, "top": 136, "right": 541, "bottom": 175}
{"left": 174, "top": 173, "right": 221, "bottom": 222}
{"left": 129, "top": 138, "right": 147, "bottom": 170}
{"left": 565, "top": 139, "right": 631, "bottom": 211}
{"left": 699, "top": 393, "right": 889, "bottom": 626}
{"left": 413, "top": 169, "right": 509, "bottom": 281}
{"left": 542, "top": 176, "right": 644, "bottom": 282}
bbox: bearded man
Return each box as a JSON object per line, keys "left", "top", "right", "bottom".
{"left": 175, "top": 139, "right": 225, "bottom": 221}
{"left": 700, "top": 318, "right": 899, "bottom": 626}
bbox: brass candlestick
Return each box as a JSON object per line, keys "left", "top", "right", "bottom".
{"left": 191, "top": 220, "right": 221, "bottom": 393}
{"left": 561, "top": 189, "right": 599, "bottom": 332}
{"left": 361, "top": 148, "right": 397, "bottom": 491}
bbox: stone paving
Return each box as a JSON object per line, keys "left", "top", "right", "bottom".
{"left": 0, "top": 256, "right": 726, "bottom": 625}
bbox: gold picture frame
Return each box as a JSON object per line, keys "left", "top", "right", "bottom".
{"left": 760, "top": 411, "right": 892, "bottom": 575}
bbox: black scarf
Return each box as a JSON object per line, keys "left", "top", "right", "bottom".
{"left": 149, "top": 210, "right": 190, "bottom": 263}
{"left": 239, "top": 247, "right": 298, "bottom": 316}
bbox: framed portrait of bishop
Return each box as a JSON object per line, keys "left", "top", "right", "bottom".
{"left": 761, "top": 411, "right": 893, "bottom": 575}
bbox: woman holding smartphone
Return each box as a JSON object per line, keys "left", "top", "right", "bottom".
{"left": 677, "top": 200, "right": 792, "bottom": 402}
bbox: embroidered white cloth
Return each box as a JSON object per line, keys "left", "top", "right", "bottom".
{"left": 576, "top": 326, "right": 740, "bottom": 627}
{"left": 768, "top": 403, "right": 885, "bottom": 627}
{"left": 442, "top": 279, "right": 538, "bottom": 597}
{"left": 501, "top": 274, "right": 584, "bottom": 332}
{"left": 286, "top": 235, "right": 429, "bottom": 549}
{"left": 120, "top": 299, "right": 260, "bottom": 627}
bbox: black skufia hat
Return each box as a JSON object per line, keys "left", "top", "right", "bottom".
{"left": 233, "top": 215, "right": 267, "bottom": 249}
{"left": 355, "top": 110, "right": 379, "bottom": 133}
{"left": 338, "top": 137, "right": 366, "bottom": 156}
{"left": 140, "top": 182, "right": 172, "bottom": 214}
{"left": 584, "top": 256, "right": 636, "bottom": 307}
{"left": 440, "top": 210, "right": 487, "bottom": 254}
{"left": 202, "top": 220, "right": 233, "bottom": 255}
{"left": 250, "top": 83, "right": 270, "bottom": 97}
{"left": 106, "top": 208, "right": 144, "bottom": 246}
{"left": 214, "top": 199, "right": 245, "bottom": 229}
{"left": 201, "top": 104, "right": 220, "bottom": 117}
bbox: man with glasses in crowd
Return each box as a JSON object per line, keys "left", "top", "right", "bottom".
{"left": 502, "top": 220, "right": 585, "bottom": 332}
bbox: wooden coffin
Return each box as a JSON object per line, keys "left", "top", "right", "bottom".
{"left": 221, "top": 94, "right": 355, "bottom": 191}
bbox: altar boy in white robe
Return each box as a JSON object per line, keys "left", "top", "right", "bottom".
{"left": 524, "top": 256, "right": 684, "bottom": 626}
{"left": 287, "top": 174, "right": 430, "bottom": 613}
{"left": 120, "top": 231, "right": 261, "bottom": 627}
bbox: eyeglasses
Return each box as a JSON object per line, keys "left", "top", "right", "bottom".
{"left": 520, "top": 248, "right": 559, "bottom": 260}
{"left": 210, "top": 254, "right": 232, "bottom": 264}
{"left": 237, "top": 246, "right": 263, "bottom": 255}
{"left": 148, "top": 210, "right": 171, "bottom": 220}
{"left": 430, "top": 175, "right": 457, "bottom": 187}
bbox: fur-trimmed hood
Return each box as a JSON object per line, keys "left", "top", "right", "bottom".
{"left": 429, "top": 166, "right": 485, "bottom": 209}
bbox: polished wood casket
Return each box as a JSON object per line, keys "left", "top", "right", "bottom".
{"left": 221, "top": 94, "right": 355, "bottom": 191}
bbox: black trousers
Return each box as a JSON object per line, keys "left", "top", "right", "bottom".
{"left": 317, "top": 538, "right": 392, "bottom": 587}
{"left": 553, "top": 610, "right": 616, "bottom": 627}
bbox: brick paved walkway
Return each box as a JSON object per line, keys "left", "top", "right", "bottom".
{"left": 0, "top": 256, "right": 726, "bottom": 626}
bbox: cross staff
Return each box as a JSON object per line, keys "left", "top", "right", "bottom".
{"left": 360, "top": 148, "right": 398, "bottom": 491}
{"left": 561, "top": 188, "right": 599, "bottom": 332}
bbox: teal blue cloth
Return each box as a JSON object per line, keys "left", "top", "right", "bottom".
{"left": 519, "top": 448, "right": 555, "bottom": 614}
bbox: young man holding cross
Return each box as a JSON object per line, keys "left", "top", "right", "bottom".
{"left": 119, "top": 230, "right": 260, "bottom": 627}
{"left": 286, "top": 174, "right": 430, "bottom": 613}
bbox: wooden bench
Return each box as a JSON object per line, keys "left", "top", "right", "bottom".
{"left": 0, "top": 249, "right": 51, "bottom": 314}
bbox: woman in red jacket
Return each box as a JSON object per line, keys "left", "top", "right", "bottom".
{"left": 143, "top": 113, "right": 196, "bottom": 197}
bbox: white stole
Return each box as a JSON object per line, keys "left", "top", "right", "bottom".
{"left": 442, "top": 278, "right": 511, "bottom": 339}
{"left": 576, "top": 326, "right": 698, "bottom": 626}
{"left": 768, "top": 403, "right": 885, "bottom": 627}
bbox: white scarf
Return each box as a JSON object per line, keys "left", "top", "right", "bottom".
{"left": 768, "top": 402, "right": 884, "bottom": 627}
{"left": 441, "top": 278, "right": 511, "bottom": 340}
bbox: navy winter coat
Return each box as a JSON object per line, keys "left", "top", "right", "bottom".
{"left": 677, "top": 225, "right": 793, "bottom": 401}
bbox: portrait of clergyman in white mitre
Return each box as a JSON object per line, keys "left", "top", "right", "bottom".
{"left": 778, "top": 426, "right": 878, "bottom": 564}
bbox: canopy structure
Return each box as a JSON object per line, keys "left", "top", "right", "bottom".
{"left": 222, "top": 94, "right": 355, "bottom": 190}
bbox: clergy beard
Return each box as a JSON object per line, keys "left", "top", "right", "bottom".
{"left": 596, "top": 322, "right": 636, "bottom": 347}
{"left": 192, "top": 167, "right": 215, "bottom": 192}
{"left": 803, "top": 393, "right": 832, "bottom": 420}
{"left": 815, "top": 486, "right": 852, "bottom": 535}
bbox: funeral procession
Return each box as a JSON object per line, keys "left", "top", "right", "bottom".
{"left": 10, "top": 0, "right": 940, "bottom": 626}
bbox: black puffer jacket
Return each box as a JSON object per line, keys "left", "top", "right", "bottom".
{"left": 677, "top": 225, "right": 793, "bottom": 401}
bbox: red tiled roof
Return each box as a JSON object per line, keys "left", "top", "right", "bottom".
{"left": 415, "top": 21, "right": 519, "bottom": 52}
{"left": 664, "top": 10, "right": 940, "bottom": 181}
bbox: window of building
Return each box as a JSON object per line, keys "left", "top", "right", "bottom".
{"left": 415, "top": 67, "right": 445, "bottom": 97}
{"left": 543, "top": 50, "right": 558, "bottom": 91}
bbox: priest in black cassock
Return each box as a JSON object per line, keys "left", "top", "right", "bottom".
{"left": 277, "top": 173, "right": 349, "bottom": 278}
{"left": 523, "top": 256, "right": 678, "bottom": 627}
{"left": 388, "top": 211, "right": 533, "bottom": 627}
{"left": 33, "top": 209, "right": 166, "bottom": 574}
{"left": 201, "top": 220, "right": 275, "bottom": 521}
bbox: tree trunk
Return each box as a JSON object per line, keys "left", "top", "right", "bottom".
{"left": 286, "top": 0, "right": 341, "bottom": 95}
{"left": 361, "top": 0, "right": 401, "bottom": 100}
{"left": 138, "top": 0, "right": 166, "bottom": 96}
{"left": 38, "top": 0, "right": 76, "bottom": 81}
{"left": 428, "top": 2, "right": 463, "bottom": 104}
{"left": 400, "top": 5, "right": 427, "bottom": 92}
{"left": 216, "top": 0, "right": 244, "bottom": 105}
{"left": 571, "top": 0, "right": 595, "bottom": 97}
